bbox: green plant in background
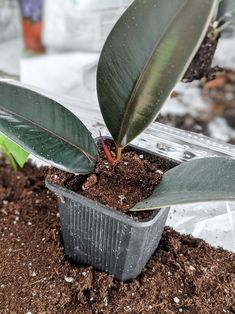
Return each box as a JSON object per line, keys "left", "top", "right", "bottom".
{"left": 0, "top": 133, "right": 29, "bottom": 170}
{"left": 0, "top": 0, "right": 235, "bottom": 210}
{"left": 214, "top": 0, "right": 235, "bottom": 34}
{"left": 219, "top": 0, "right": 235, "bottom": 17}
{"left": 226, "top": 0, "right": 235, "bottom": 28}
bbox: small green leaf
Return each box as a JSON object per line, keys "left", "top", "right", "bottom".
{"left": 0, "top": 81, "right": 98, "bottom": 174}
{"left": 0, "top": 132, "right": 29, "bottom": 168}
{"left": 131, "top": 157, "right": 235, "bottom": 211}
{"left": 0, "top": 140, "right": 17, "bottom": 170}
{"left": 97, "top": 0, "right": 217, "bottom": 148}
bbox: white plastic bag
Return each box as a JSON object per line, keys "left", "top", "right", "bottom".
{"left": 42, "top": 0, "right": 132, "bottom": 52}
{"left": 0, "top": 0, "right": 21, "bottom": 42}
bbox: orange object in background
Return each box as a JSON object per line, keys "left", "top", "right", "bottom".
{"left": 19, "top": 0, "right": 45, "bottom": 53}
{"left": 22, "top": 20, "right": 44, "bottom": 52}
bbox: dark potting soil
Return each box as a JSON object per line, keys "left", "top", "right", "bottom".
{"left": 47, "top": 140, "right": 176, "bottom": 219}
{"left": 183, "top": 27, "right": 220, "bottom": 82}
{"left": 0, "top": 161, "right": 234, "bottom": 313}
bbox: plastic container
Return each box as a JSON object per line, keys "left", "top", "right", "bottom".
{"left": 46, "top": 142, "right": 175, "bottom": 282}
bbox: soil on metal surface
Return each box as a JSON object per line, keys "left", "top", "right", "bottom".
{"left": 157, "top": 113, "right": 210, "bottom": 136}
{"left": 0, "top": 160, "right": 235, "bottom": 313}
{"left": 47, "top": 140, "right": 176, "bottom": 217}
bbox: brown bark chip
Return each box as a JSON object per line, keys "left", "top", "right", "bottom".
{"left": 0, "top": 160, "right": 234, "bottom": 313}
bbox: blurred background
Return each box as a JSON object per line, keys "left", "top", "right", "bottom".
{"left": 0, "top": 0, "right": 234, "bottom": 143}
{"left": 0, "top": 0, "right": 235, "bottom": 251}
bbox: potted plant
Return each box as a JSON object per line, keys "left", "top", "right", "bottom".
{"left": 0, "top": 0, "right": 235, "bottom": 282}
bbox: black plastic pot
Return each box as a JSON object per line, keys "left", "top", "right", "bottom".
{"left": 46, "top": 144, "right": 173, "bottom": 282}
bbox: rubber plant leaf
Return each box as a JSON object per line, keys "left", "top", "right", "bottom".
{"left": 131, "top": 157, "right": 235, "bottom": 211}
{"left": 0, "top": 81, "right": 98, "bottom": 174}
{"left": 0, "top": 132, "right": 29, "bottom": 169}
{"left": 97, "top": 0, "right": 217, "bottom": 148}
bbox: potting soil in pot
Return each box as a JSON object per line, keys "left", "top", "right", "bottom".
{"left": 47, "top": 140, "right": 176, "bottom": 220}
{"left": 0, "top": 159, "right": 235, "bottom": 313}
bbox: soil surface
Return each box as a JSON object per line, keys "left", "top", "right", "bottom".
{"left": 158, "top": 69, "right": 235, "bottom": 145}
{"left": 47, "top": 141, "right": 176, "bottom": 217}
{"left": 0, "top": 161, "right": 235, "bottom": 313}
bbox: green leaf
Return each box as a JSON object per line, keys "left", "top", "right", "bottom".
{"left": 0, "top": 132, "right": 29, "bottom": 169}
{"left": 131, "top": 157, "right": 235, "bottom": 211}
{"left": 97, "top": 0, "right": 217, "bottom": 148}
{"left": 0, "top": 138, "right": 17, "bottom": 170}
{"left": 0, "top": 81, "right": 98, "bottom": 174}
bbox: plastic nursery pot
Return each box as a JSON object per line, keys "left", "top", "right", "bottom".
{"left": 46, "top": 143, "right": 176, "bottom": 282}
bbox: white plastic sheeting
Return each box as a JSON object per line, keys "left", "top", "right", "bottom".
{"left": 0, "top": 38, "right": 22, "bottom": 76}
{"left": 168, "top": 202, "right": 235, "bottom": 252}
{"left": 43, "top": 0, "right": 132, "bottom": 52}
{"left": 0, "top": 0, "right": 21, "bottom": 42}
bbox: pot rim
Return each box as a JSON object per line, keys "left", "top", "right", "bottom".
{"left": 45, "top": 179, "right": 170, "bottom": 228}
{"left": 46, "top": 136, "right": 175, "bottom": 228}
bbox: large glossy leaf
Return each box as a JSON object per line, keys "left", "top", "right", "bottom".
{"left": 97, "top": 0, "right": 217, "bottom": 148}
{"left": 0, "top": 81, "right": 98, "bottom": 173}
{"left": 131, "top": 157, "right": 235, "bottom": 211}
{"left": 0, "top": 132, "right": 29, "bottom": 169}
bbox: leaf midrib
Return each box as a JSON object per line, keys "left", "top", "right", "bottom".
{"left": 0, "top": 106, "right": 96, "bottom": 162}
{"left": 117, "top": 0, "right": 188, "bottom": 145}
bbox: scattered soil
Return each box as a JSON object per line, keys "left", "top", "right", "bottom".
{"left": 157, "top": 113, "right": 210, "bottom": 136}
{"left": 47, "top": 140, "right": 176, "bottom": 217}
{"left": 0, "top": 160, "right": 234, "bottom": 313}
{"left": 158, "top": 68, "right": 235, "bottom": 145}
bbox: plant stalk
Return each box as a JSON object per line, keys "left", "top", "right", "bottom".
{"left": 115, "top": 146, "right": 123, "bottom": 162}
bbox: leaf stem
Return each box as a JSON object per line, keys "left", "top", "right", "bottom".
{"left": 115, "top": 146, "right": 123, "bottom": 162}
{"left": 99, "top": 133, "right": 116, "bottom": 166}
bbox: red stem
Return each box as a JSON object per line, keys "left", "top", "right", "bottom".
{"left": 99, "top": 133, "right": 116, "bottom": 166}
